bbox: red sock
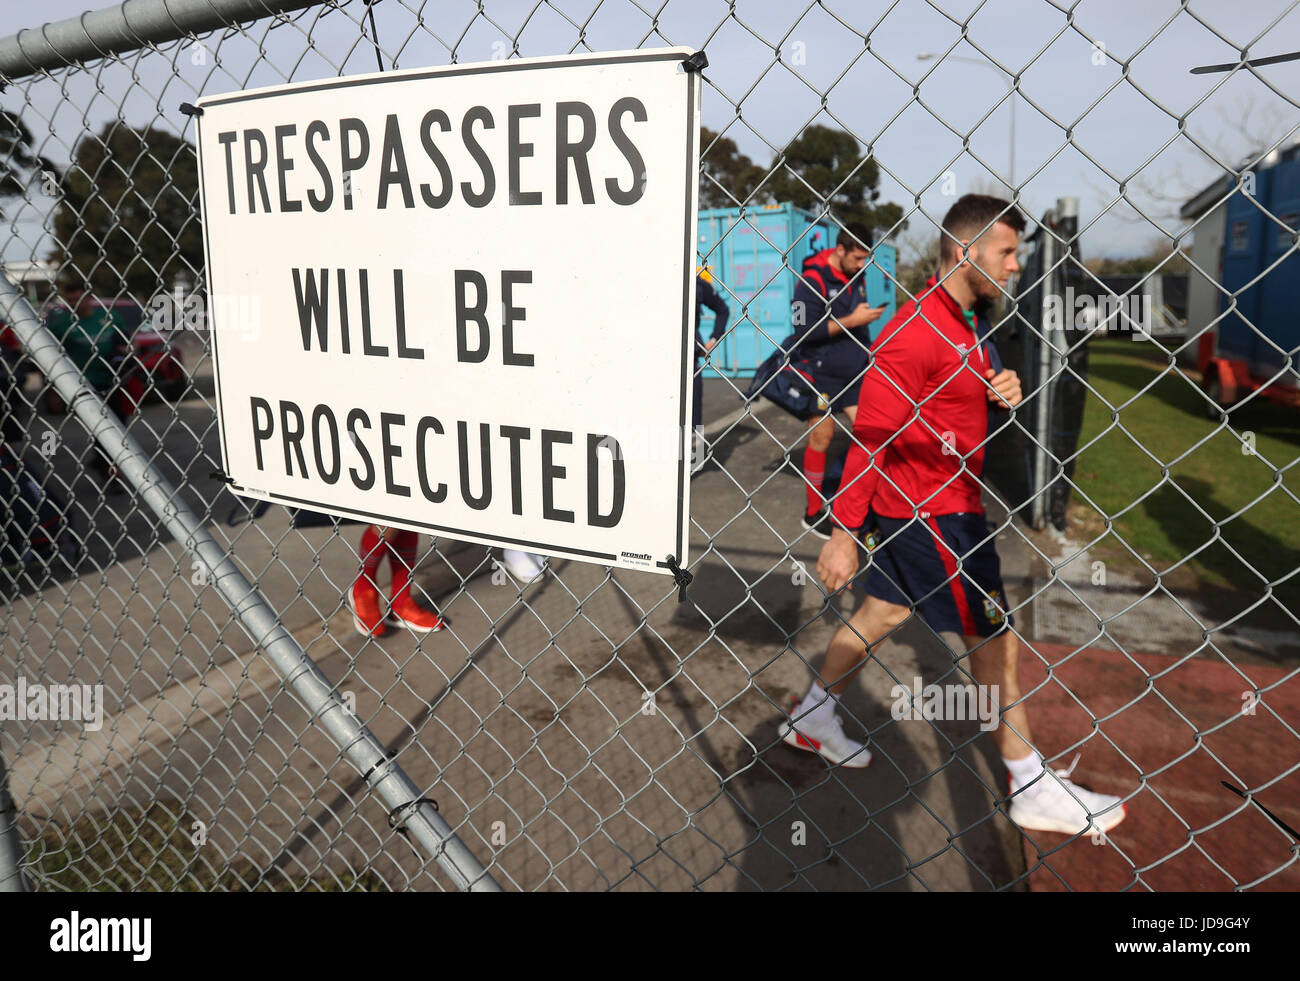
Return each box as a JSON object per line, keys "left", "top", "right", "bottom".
{"left": 358, "top": 525, "right": 389, "bottom": 590}
{"left": 803, "top": 446, "right": 827, "bottom": 514}
{"left": 389, "top": 530, "right": 420, "bottom": 602}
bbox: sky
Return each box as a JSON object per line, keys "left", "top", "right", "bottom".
{"left": 2, "top": 0, "right": 1298, "bottom": 266}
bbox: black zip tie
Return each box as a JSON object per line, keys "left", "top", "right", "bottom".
{"left": 1221, "top": 781, "right": 1300, "bottom": 843}
{"left": 1191, "top": 49, "right": 1300, "bottom": 75}
{"left": 663, "top": 554, "right": 692, "bottom": 603}
{"left": 365, "top": 0, "right": 384, "bottom": 73}
{"left": 388, "top": 796, "right": 438, "bottom": 836}
{"left": 68, "top": 389, "right": 101, "bottom": 410}
{"left": 208, "top": 469, "right": 234, "bottom": 485}
{"left": 362, "top": 754, "right": 392, "bottom": 783}
{"left": 179, "top": 102, "right": 203, "bottom": 117}
{"left": 682, "top": 50, "right": 708, "bottom": 73}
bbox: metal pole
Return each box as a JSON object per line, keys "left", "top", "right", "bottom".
{"left": 1047, "top": 197, "right": 1076, "bottom": 529}
{"left": 1008, "top": 88, "right": 1016, "bottom": 189}
{"left": 1032, "top": 213, "right": 1055, "bottom": 529}
{"left": 0, "top": 0, "right": 323, "bottom": 81}
{"left": 0, "top": 272, "right": 501, "bottom": 892}
{"left": 0, "top": 751, "right": 28, "bottom": 893}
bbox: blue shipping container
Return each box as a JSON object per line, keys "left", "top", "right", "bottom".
{"left": 1218, "top": 147, "right": 1300, "bottom": 382}
{"left": 696, "top": 204, "right": 897, "bottom": 379}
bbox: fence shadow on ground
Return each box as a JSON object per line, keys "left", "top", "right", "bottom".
{"left": 1140, "top": 477, "right": 1300, "bottom": 658}
{"left": 667, "top": 559, "right": 1025, "bottom": 890}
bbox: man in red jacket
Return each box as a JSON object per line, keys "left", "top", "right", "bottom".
{"left": 779, "top": 194, "right": 1127, "bottom": 839}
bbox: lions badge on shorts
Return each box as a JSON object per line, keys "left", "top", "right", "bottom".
{"left": 983, "top": 590, "right": 1005, "bottom": 625}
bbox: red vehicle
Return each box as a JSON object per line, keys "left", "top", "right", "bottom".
{"left": 0, "top": 324, "right": 31, "bottom": 390}
{"left": 38, "top": 297, "right": 188, "bottom": 413}
{"left": 1196, "top": 337, "right": 1300, "bottom": 416}
{"left": 129, "top": 323, "right": 188, "bottom": 404}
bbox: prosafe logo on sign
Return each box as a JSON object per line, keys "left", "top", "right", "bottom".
{"left": 195, "top": 49, "right": 701, "bottom": 575}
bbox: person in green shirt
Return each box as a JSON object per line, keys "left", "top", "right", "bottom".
{"left": 46, "top": 282, "right": 132, "bottom": 489}
{"left": 46, "top": 283, "right": 130, "bottom": 393}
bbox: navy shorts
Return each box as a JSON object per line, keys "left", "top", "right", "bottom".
{"left": 800, "top": 370, "right": 861, "bottom": 417}
{"left": 857, "top": 513, "right": 1012, "bottom": 637}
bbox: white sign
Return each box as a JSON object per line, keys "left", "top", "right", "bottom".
{"left": 195, "top": 49, "right": 701, "bottom": 575}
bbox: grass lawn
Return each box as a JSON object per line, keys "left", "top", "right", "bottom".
{"left": 25, "top": 800, "right": 384, "bottom": 891}
{"left": 1070, "top": 338, "right": 1300, "bottom": 614}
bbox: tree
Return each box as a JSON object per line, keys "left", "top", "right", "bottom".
{"left": 1085, "top": 241, "right": 1191, "bottom": 277}
{"left": 1083, "top": 95, "right": 1291, "bottom": 226}
{"left": 699, "top": 126, "right": 768, "bottom": 209}
{"left": 765, "top": 124, "right": 904, "bottom": 234}
{"left": 0, "top": 111, "right": 59, "bottom": 217}
{"left": 894, "top": 228, "right": 941, "bottom": 306}
{"left": 50, "top": 123, "right": 202, "bottom": 298}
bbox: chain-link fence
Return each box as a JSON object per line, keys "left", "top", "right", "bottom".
{"left": 1, "top": 0, "right": 1298, "bottom": 892}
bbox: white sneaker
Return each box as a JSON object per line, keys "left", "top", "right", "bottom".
{"left": 1008, "top": 756, "right": 1127, "bottom": 836}
{"left": 501, "top": 549, "right": 546, "bottom": 584}
{"left": 778, "top": 704, "right": 872, "bottom": 768}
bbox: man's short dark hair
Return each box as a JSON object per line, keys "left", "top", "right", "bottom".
{"left": 836, "top": 221, "right": 873, "bottom": 253}
{"left": 940, "top": 194, "right": 1026, "bottom": 261}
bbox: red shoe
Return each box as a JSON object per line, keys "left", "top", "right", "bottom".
{"left": 349, "top": 579, "right": 388, "bottom": 638}
{"left": 387, "top": 593, "right": 445, "bottom": 633}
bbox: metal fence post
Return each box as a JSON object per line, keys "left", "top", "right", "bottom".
{"left": 0, "top": 0, "right": 321, "bottom": 80}
{"left": 1031, "top": 219, "right": 1056, "bottom": 529}
{"left": 0, "top": 750, "right": 28, "bottom": 893}
{"left": 0, "top": 272, "right": 501, "bottom": 892}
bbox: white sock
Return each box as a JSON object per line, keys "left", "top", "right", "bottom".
{"left": 1004, "top": 750, "right": 1045, "bottom": 797}
{"left": 503, "top": 549, "right": 542, "bottom": 569}
{"left": 795, "top": 682, "right": 837, "bottom": 727}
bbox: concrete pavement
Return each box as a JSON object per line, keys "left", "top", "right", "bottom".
{"left": 7, "top": 371, "right": 1290, "bottom": 890}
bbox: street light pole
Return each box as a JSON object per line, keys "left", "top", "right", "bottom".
{"left": 1008, "top": 83, "right": 1016, "bottom": 187}
{"left": 917, "top": 52, "right": 1017, "bottom": 189}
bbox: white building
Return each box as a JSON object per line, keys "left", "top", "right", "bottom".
{"left": 1178, "top": 176, "right": 1229, "bottom": 366}
{"left": 0, "top": 258, "right": 57, "bottom": 307}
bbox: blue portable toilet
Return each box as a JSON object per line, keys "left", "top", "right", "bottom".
{"left": 696, "top": 204, "right": 897, "bottom": 379}
{"left": 1256, "top": 153, "right": 1300, "bottom": 376}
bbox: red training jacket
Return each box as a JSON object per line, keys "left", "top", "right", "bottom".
{"left": 831, "top": 276, "right": 996, "bottom": 526}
